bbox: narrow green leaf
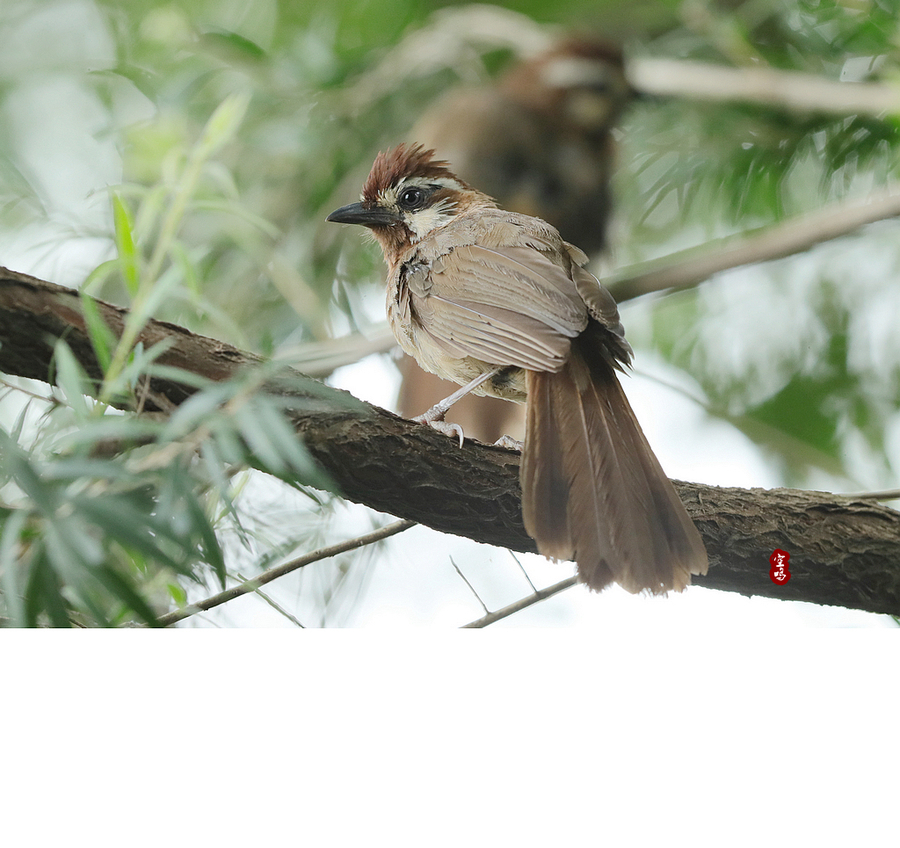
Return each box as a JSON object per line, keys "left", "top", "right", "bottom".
{"left": 208, "top": 415, "right": 249, "bottom": 465}
{"left": 161, "top": 383, "right": 233, "bottom": 439}
{"left": 1, "top": 434, "right": 56, "bottom": 514}
{"left": 40, "top": 457, "right": 138, "bottom": 484}
{"left": 9, "top": 397, "right": 35, "bottom": 443}
{"left": 198, "top": 92, "right": 251, "bottom": 158}
{"left": 35, "top": 556, "right": 72, "bottom": 628}
{"left": 79, "top": 291, "right": 117, "bottom": 374}
{"left": 127, "top": 262, "right": 185, "bottom": 335}
{"left": 93, "top": 565, "right": 160, "bottom": 627}
{"left": 53, "top": 340, "right": 92, "bottom": 420}
{"left": 58, "top": 416, "right": 162, "bottom": 453}
{"left": 72, "top": 495, "right": 193, "bottom": 576}
{"left": 251, "top": 398, "right": 333, "bottom": 490}
{"left": 170, "top": 476, "right": 227, "bottom": 588}
{"left": 110, "top": 338, "right": 174, "bottom": 398}
{"left": 167, "top": 582, "right": 187, "bottom": 605}
{"left": 80, "top": 259, "right": 119, "bottom": 294}
{"left": 112, "top": 192, "right": 140, "bottom": 296}
{"left": 0, "top": 509, "right": 29, "bottom": 627}
{"left": 200, "top": 440, "right": 248, "bottom": 544}
{"left": 233, "top": 403, "right": 286, "bottom": 474}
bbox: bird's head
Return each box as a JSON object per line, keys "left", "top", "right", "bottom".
{"left": 327, "top": 144, "right": 493, "bottom": 257}
{"left": 502, "top": 39, "right": 632, "bottom": 134}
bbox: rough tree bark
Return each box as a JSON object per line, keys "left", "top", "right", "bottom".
{"left": 1, "top": 266, "right": 899, "bottom": 616}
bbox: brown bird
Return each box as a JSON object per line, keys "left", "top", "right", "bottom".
{"left": 398, "top": 38, "right": 633, "bottom": 443}
{"left": 414, "top": 38, "right": 631, "bottom": 254}
{"left": 327, "top": 144, "right": 707, "bottom": 594}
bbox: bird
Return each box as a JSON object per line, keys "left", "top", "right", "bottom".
{"left": 327, "top": 143, "right": 707, "bottom": 594}
{"left": 397, "top": 38, "right": 633, "bottom": 443}
{"left": 413, "top": 37, "right": 631, "bottom": 255}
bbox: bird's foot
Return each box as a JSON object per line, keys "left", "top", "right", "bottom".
{"left": 492, "top": 434, "right": 523, "bottom": 451}
{"left": 413, "top": 408, "right": 466, "bottom": 447}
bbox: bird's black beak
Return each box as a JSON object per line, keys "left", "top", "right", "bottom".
{"left": 326, "top": 202, "right": 399, "bottom": 227}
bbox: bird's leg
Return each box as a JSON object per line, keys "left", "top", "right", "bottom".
{"left": 413, "top": 367, "right": 503, "bottom": 447}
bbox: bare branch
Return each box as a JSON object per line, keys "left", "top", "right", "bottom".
{"left": 461, "top": 577, "right": 578, "bottom": 628}
{"left": 234, "top": 572, "right": 307, "bottom": 627}
{"left": 628, "top": 57, "right": 900, "bottom": 117}
{"left": 450, "top": 556, "right": 489, "bottom": 614}
{"left": 608, "top": 186, "right": 900, "bottom": 301}
{"left": 153, "top": 519, "right": 415, "bottom": 627}
{"left": 841, "top": 489, "right": 900, "bottom": 502}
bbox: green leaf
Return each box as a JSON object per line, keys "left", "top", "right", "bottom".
{"left": 93, "top": 565, "right": 160, "bottom": 627}
{"left": 53, "top": 340, "right": 92, "bottom": 421}
{"left": 169, "top": 475, "right": 227, "bottom": 588}
{"left": 112, "top": 192, "right": 140, "bottom": 296}
{"left": 57, "top": 416, "right": 162, "bottom": 454}
{"left": 72, "top": 495, "right": 195, "bottom": 577}
{"left": 36, "top": 557, "right": 72, "bottom": 629}
{"left": 167, "top": 582, "right": 187, "bottom": 605}
{"left": 79, "top": 291, "right": 117, "bottom": 374}
{"left": 0, "top": 509, "right": 29, "bottom": 627}
{"left": 208, "top": 415, "right": 250, "bottom": 465}
{"left": 161, "top": 383, "right": 232, "bottom": 439}
{"left": 198, "top": 92, "right": 251, "bottom": 159}
{"left": 0, "top": 432, "right": 55, "bottom": 514}
{"left": 233, "top": 402, "right": 287, "bottom": 475}
{"left": 200, "top": 439, "right": 249, "bottom": 545}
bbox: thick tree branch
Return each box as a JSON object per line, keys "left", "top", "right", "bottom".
{"left": 2, "top": 267, "right": 899, "bottom": 616}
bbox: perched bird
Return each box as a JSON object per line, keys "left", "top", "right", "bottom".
{"left": 327, "top": 144, "right": 707, "bottom": 594}
{"left": 397, "top": 38, "right": 633, "bottom": 442}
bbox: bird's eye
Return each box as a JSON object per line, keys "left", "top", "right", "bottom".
{"left": 398, "top": 187, "right": 426, "bottom": 210}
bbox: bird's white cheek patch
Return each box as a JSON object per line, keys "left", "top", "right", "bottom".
{"left": 405, "top": 203, "right": 455, "bottom": 242}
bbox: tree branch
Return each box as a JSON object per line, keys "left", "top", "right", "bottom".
{"left": 607, "top": 185, "right": 900, "bottom": 301}
{"left": 153, "top": 519, "right": 415, "bottom": 627}
{"left": 2, "top": 267, "right": 899, "bottom": 617}
{"left": 628, "top": 57, "right": 900, "bottom": 117}
{"left": 461, "top": 577, "right": 579, "bottom": 628}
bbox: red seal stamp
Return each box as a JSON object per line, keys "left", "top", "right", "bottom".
{"left": 769, "top": 549, "right": 791, "bottom": 585}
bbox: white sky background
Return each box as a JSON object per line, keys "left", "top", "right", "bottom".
{"left": 0, "top": 0, "right": 897, "bottom": 630}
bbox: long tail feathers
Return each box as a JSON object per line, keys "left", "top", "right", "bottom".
{"left": 521, "top": 335, "right": 708, "bottom": 594}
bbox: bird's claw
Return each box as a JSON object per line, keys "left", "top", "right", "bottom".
{"left": 492, "top": 434, "right": 523, "bottom": 451}
{"left": 414, "top": 414, "right": 465, "bottom": 447}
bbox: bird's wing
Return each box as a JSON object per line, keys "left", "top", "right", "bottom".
{"left": 403, "top": 242, "right": 588, "bottom": 372}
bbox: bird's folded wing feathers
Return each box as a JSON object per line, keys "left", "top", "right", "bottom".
{"left": 405, "top": 243, "right": 589, "bottom": 372}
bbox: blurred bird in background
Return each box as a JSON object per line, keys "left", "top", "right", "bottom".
{"left": 396, "top": 38, "right": 633, "bottom": 442}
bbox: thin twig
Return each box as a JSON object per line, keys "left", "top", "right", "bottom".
{"left": 450, "top": 556, "right": 489, "bottom": 614}
{"left": 153, "top": 519, "right": 416, "bottom": 627}
{"left": 509, "top": 551, "right": 537, "bottom": 594}
{"left": 460, "top": 576, "right": 579, "bottom": 628}
{"left": 608, "top": 185, "right": 900, "bottom": 301}
{"left": 234, "top": 571, "right": 306, "bottom": 627}
{"left": 841, "top": 489, "right": 900, "bottom": 502}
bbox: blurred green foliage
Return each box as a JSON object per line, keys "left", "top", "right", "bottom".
{"left": 1, "top": 0, "right": 899, "bottom": 625}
